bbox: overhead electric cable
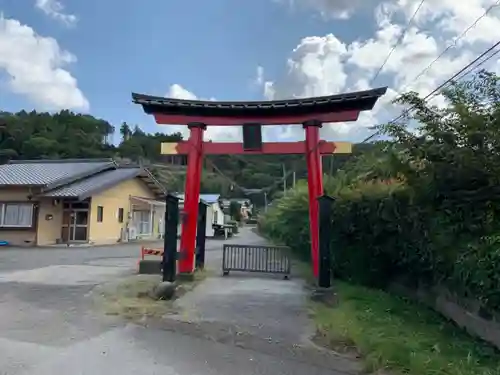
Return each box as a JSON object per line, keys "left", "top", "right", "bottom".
{"left": 362, "top": 1, "right": 500, "bottom": 142}
{"left": 204, "top": 157, "right": 294, "bottom": 194}
{"left": 361, "top": 39, "right": 500, "bottom": 143}
{"left": 369, "top": 0, "right": 427, "bottom": 85}
{"left": 401, "top": 0, "right": 500, "bottom": 92}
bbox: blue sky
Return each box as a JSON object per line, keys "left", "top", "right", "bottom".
{"left": 1, "top": 0, "right": 498, "bottom": 142}
{"left": 0, "top": 0, "right": 377, "bottom": 141}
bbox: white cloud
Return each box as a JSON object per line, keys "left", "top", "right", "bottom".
{"left": 35, "top": 0, "right": 77, "bottom": 26}
{"left": 166, "top": 84, "right": 242, "bottom": 142}
{"left": 166, "top": 83, "right": 285, "bottom": 142}
{"left": 168, "top": 83, "right": 198, "bottom": 100}
{"left": 254, "top": 66, "right": 265, "bottom": 86}
{"left": 265, "top": 0, "right": 500, "bottom": 142}
{"left": 0, "top": 15, "right": 89, "bottom": 111}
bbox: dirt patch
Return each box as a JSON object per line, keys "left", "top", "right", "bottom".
{"left": 92, "top": 271, "right": 210, "bottom": 321}
{"left": 141, "top": 317, "right": 363, "bottom": 374}
{"left": 311, "top": 328, "right": 361, "bottom": 359}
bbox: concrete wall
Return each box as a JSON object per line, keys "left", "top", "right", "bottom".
{"left": 212, "top": 203, "right": 224, "bottom": 226}
{"left": 89, "top": 178, "right": 156, "bottom": 245}
{"left": 206, "top": 205, "right": 214, "bottom": 237}
{"left": 390, "top": 283, "right": 500, "bottom": 350}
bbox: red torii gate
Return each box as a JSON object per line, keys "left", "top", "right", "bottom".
{"left": 133, "top": 88, "right": 386, "bottom": 279}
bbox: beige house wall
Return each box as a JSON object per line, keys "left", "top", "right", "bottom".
{"left": 0, "top": 177, "right": 162, "bottom": 247}
{"left": 89, "top": 177, "right": 157, "bottom": 245}
{"left": 0, "top": 187, "right": 37, "bottom": 246}
{"left": 0, "top": 187, "right": 65, "bottom": 246}
{"left": 36, "top": 199, "right": 64, "bottom": 246}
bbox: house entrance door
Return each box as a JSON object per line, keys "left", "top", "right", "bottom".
{"left": 62, "top": 209, "right": 89, "bottom": 242}
{"left": 132, "top": 210, "right": 151, "bottom": 237}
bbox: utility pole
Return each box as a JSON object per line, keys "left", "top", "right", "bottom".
{"left": 292, "top": 171, "right": 296, "bottom": 188}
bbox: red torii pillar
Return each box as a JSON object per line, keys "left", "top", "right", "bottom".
{"left": 304, "top": 120, "right": 323, "bottom": 277}
{"left": 133, "top": 88, "right": 387, "bottom": 278}
{"left": 180, "top": 123, "right": 205, "bottom": 273}
{"left": 160, "top": 137, "right": 353, "bottom": 277}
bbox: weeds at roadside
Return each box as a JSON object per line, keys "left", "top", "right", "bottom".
{"left": 291, "top": 259, "right": 500, "bottom": 374}
{"left": 312, "top": 283, "right": 500, "bottom": 375}
{"left": 93, "top": 270, "right": 210, "bottom": 322}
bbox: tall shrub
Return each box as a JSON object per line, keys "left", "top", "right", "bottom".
{"left": 261, "top": 70, "right": 500, "bottom": 311}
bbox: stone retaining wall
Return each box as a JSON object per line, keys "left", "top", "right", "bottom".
{"left": 389, "top": 283, "right": 500, "bottom": 349}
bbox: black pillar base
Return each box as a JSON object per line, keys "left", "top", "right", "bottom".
{"left": 317, "top": 195, "right": 335, "bottom": 288}
{"left": 163, "top": 194, "right": 180, "bottom": 283}
{"left": 195, "top": 201, "right": 208, "bottom": 269}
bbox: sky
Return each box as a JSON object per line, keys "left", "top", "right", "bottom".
{"left": 1, "top": 0, "right": 500, "bottom": 144}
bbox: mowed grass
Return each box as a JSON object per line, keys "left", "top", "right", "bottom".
{"left": 94, "top": 271, "right": 209, "bottom": 321}
{"left": 312, "top": 282, "right": 500, "bottom": 375}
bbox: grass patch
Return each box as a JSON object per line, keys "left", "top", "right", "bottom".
{"left": 94, "top": 270, "right": 210, "bottom": 321}
{"left": 289, "top": 259, "right": 500, "bottom": 374}
{"left": 292, "top": 259, "right": 316, "bottom": 286}
{"left": 312, "top": 282, "right": 500, "bottom": 375}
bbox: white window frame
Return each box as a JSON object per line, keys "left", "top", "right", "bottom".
{"left": 0, "top": 202, "right": 35, "bottom": 228}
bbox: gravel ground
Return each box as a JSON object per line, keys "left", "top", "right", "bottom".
{"left": 0, "top": 228, "right": 361, "bottom": 375}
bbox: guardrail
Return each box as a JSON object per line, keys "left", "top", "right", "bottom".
{"left": 222, "top": 244, "right": 291, "bottom": 279}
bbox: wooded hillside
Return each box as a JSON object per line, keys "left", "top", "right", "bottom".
{"left": 0, "top": 109, "right": 373, "bottom": 204}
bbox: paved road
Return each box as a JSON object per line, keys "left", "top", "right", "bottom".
{"left": 0, "top": 228, "right": 360, "bottom": 375}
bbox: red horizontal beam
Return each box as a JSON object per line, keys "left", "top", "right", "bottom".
{"left": 153, "top": 110, "right": 360, "bottom": 126}
{"left": 161, "top": 141, "right": 352, "bottom": 155}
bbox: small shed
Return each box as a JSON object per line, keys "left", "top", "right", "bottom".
{"left": 176, "top": 193, "right": 224, "bottom": 237}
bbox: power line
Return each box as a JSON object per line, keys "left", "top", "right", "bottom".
{"left": 369, "top": 0, "right": 427, "bottom": 85}
{"left": 423, "top": 42, "right": 500, "bottom": 98}
{"left": 362, "top": 1, "right": 500, "bottom": 143}
{"left": 400, "top": 0, "right": 500, "bottom": 92}
{"left": 361, "top": 39, "right": 500, "bottom": 143}
{"left": 204, "top": 157, "right": 293, "bottom": 195}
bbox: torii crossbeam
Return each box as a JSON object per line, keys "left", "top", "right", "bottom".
{"left": 133, "top": 88, "right": 386, "bottom": 280}
{"left": 160, "top": 140, "right": 353, "bottom": 155}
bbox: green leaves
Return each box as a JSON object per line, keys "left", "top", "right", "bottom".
{"left": 261, "top": 69, "right": 500, "bottom": 311}
{"left": 0, "top": 110, "right": 114, "bottom": 160}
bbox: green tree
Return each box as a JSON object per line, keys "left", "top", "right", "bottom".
{"left": 261, "top": 69, "right": 500, "bottom": 310}
{"left": 229, "top": 201, "right": 242, "bottom": 221}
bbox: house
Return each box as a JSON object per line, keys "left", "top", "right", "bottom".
{"left": 0, "top": 159, "right": 166, "bottom": 246}
{"left": 176, "top": 193, "right": 225, "bottom": 237}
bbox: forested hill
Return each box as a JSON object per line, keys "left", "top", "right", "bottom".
{"left": 0, "top": 109, "right": 377, "bottom": 202}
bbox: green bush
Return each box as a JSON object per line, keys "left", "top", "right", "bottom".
{"left": 260, "top": 178, "right": 500, "bottom": 311}
{"left": 229, "top": 201, "right": 242, "bottom": 221}
{"left": 260, "top": 71, "right": 500, "bottom": 312}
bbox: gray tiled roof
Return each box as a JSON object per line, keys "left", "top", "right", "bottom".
{"left": 132, "top": 87, "right": 388, "bottom": 110}
{"left": 43, "top": 168, "right": 143, "bottom": 199}
{"left": 0, "top": 159, "right": 115, "bottom": 186}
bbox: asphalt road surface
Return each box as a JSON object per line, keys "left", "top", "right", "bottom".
{"left": 0, "top": 228, "right": 360, "bottom": 375}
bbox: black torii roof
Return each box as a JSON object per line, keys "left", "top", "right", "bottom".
{"left": 132, "top": 87, "right": 387, "bottom": 118}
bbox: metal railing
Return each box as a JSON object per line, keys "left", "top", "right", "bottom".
{"left": 222, "top": 244, "right": 291, "bottom": 278}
